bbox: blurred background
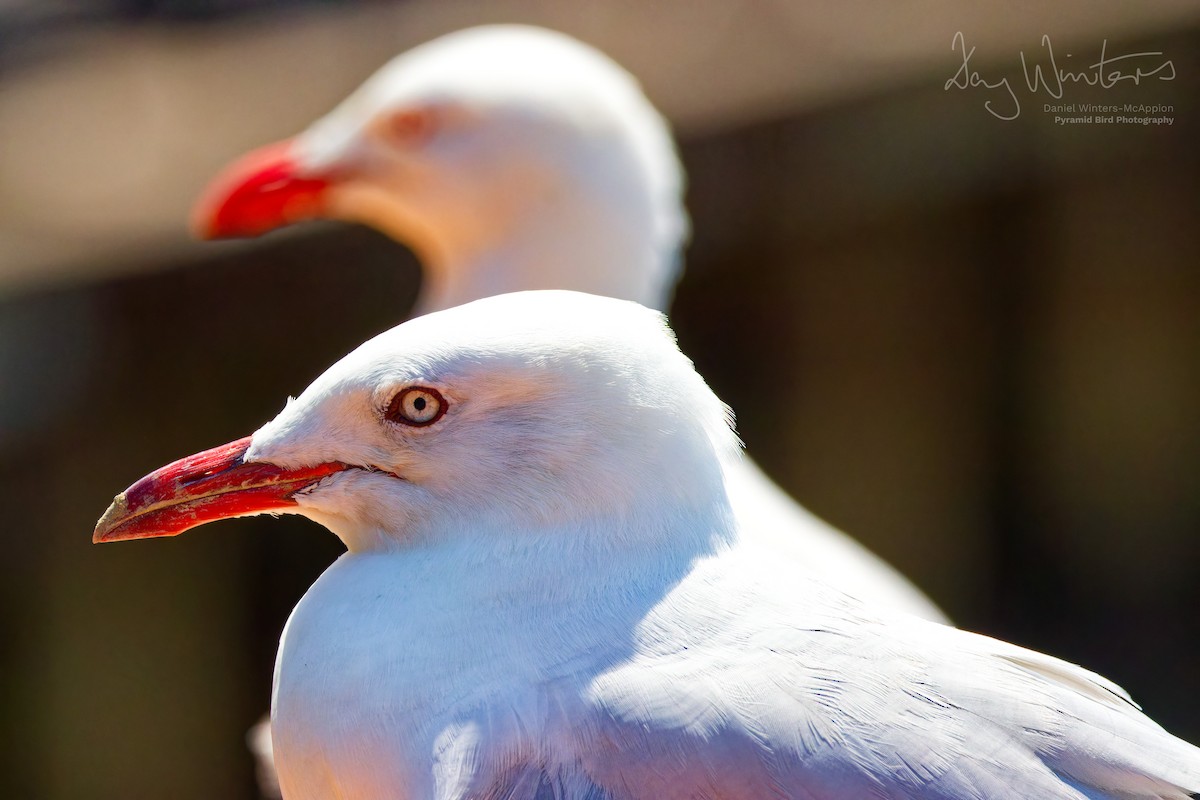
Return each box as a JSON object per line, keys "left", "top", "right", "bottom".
{"left": 2, "top": 1, "right": 1198, "bottom": 797}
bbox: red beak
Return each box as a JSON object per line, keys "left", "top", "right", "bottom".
{"left": 191, "top": 139, "right": 333, "bottom": 240}
{"left": 93, "top": 436, "right": 347, "bottom": 543}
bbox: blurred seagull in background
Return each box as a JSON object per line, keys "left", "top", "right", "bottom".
{"left": 192, "top": 24, "right": 946, "bottom": 624}
{"left": 95, "top": 290, "right": 1200, "bottom": 800}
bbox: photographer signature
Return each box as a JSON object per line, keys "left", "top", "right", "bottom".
{"left": 944, "top": 32, "right": 1175, "bottom": 120}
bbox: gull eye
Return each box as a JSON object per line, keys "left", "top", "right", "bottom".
{"left": 381, "top": 108, "right": 438, "bottom": 147}
{"left": 386, "top": 387, "right": 446, "bottom": 427}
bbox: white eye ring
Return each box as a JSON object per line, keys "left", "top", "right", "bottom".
{"left": 386, "top": 387, "right": 446, "bottom": 427}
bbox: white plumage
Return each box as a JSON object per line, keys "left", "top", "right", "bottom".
{"left": 98, "top": 290, "right": 1200, "bottom": 799}
{"left": 196, "top": 24, "right": 946, "bottom": 624}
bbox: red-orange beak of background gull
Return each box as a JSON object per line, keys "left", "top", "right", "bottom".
{"left": 93, "top": 436, "right": 347, "bottom": 543}
{"left": 191, "top": 139, "right": 333, "bottom": 240}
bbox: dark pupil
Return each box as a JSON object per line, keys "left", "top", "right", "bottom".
{"left": 412, "top": 396, "right": 427, "bottom": 412}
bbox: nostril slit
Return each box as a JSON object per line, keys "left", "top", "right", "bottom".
{"left": 181, "top": 461, "right": 240, "bottom": 486}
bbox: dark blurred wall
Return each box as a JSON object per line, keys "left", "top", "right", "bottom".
{"left": 0, "top": 25, "right": 1197, "bottom": 800}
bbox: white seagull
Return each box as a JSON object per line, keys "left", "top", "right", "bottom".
{"left": 191, "top": 24, "right": 947, "bottom": 623}
{"left": 95, "top": 290, "right": 1199, "bottom": 800}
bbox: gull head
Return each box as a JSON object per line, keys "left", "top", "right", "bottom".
{"left": 94, "top": 291, "right": 735, "bottom": 554}
{"left": 192, "top": 26, "right": 688, "bottom": 310}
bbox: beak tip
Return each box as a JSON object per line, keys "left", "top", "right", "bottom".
{"left": 92, "top": 493, "right": 130, "bottom": 544}
{"left": 189, "top": 137, "right": 328, "bottom": 242}
{"left": 188, "top": 179, "right": 246, "bottom": 241}
{"left": 187, "top": 204, "right": 218, "bottom": 241}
